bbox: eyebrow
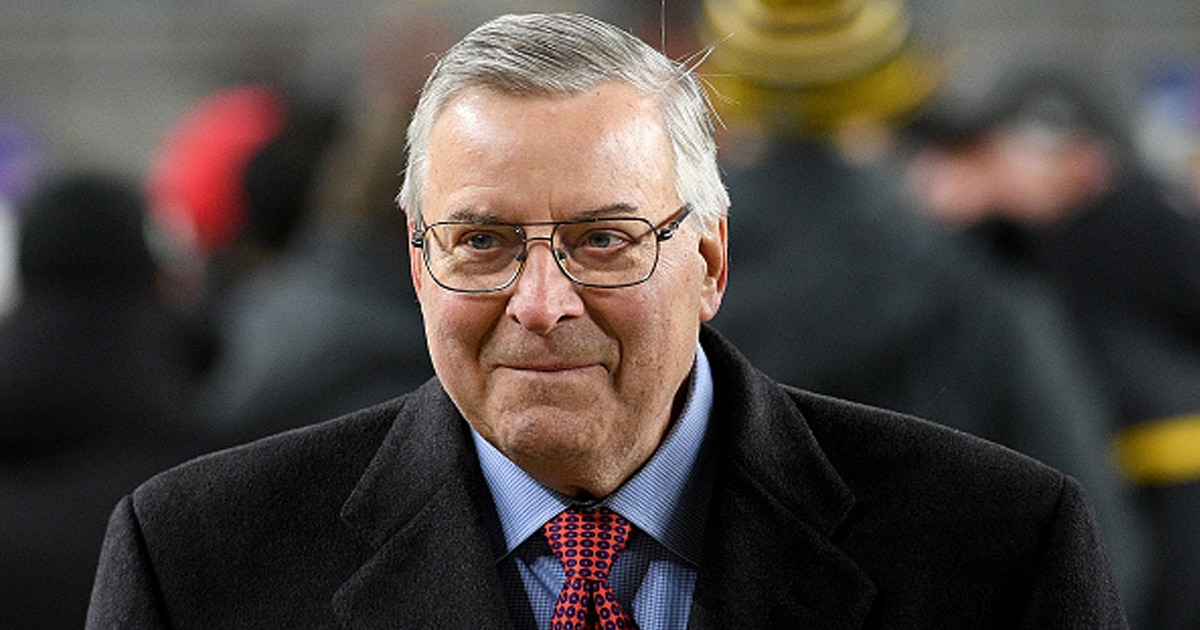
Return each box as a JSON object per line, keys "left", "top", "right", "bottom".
{"left": 444, "top": 208, "right": 504, "bottom": 223}
{"left": 576, "top": 203, "right": 640, "bottom": 219}
{"left": 443, "top": 203, "right": 641, "bottom": 224}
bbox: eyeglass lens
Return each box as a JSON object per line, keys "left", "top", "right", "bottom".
{"left": 422, "top": 217, "right": 659, "bottom": 292}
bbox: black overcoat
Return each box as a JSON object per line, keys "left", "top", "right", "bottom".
{"left": 87, "top": 327, "right": 1126, "bottom": 629}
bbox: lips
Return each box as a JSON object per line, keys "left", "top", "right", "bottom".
{"left": 497, "top": 362, "right": 598, "bottom": 373}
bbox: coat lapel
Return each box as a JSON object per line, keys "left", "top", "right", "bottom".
{"left": 333, "top": 383, "right": 512, "bottom": 629}
{"left": 688, "top": 328, "right": 877, "bottom": 629}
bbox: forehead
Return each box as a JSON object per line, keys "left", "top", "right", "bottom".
{"left": 422, "top": 82, "right": 677, "bottom": 221}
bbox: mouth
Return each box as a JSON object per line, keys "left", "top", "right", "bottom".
{"left": 491, "top": 353, "right": 612, "bottom": 379}
{"left": 498, "top": 362, "right": 598, "bottom": 374}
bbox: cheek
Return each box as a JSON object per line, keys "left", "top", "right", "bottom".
{"left": 608, "top": 271, "right": 701, "bottom": 371}
{"left": 420, "top": 292, "right": 497, "bottom": 368}
{"left": 652, "top": 246, "right": 707, "bottom": 315}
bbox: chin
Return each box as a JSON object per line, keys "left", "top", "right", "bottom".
{"left": 495, "top": 407, "right": 608, "bottom": 455}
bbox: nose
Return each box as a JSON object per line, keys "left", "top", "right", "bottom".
{"left": 505, "top": 240, "right": 584, "bottom": 334}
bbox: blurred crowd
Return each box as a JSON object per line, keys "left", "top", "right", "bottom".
{"left": 1, "top": 1, "right": 1198, "bottom": 628}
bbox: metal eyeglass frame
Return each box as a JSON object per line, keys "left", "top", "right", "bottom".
{"left": 411, "top": 203, "right": 693, "bottom": 293}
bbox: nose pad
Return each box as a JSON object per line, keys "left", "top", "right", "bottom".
{"left": 514, "top": 247, "right": 566, "bottom": 265}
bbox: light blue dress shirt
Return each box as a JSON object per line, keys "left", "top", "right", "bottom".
{"left": 472, "top": 344, "right": 715, "bottom": 630}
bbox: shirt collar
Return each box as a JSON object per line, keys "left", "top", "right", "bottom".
{"left": 472, "top": 343, "right": 715, "bottom": 566}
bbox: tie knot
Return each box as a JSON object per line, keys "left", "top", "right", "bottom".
{"left": 542, "top": 507, "right": 631, "bottom": 582}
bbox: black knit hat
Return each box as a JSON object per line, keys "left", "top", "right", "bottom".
{"left": 908, "top": 67, "right": 1120, "bottom": 147}
{"left": 18, "top": 172, "right": 156, "bottom": 288}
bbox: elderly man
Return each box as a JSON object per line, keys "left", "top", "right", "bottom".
{"left": 87, "top": 13, "right": 1126, "bottom": 629}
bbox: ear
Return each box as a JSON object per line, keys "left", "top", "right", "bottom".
{"left": 408, "top": 220, "right": 425, "bottom": 295}
{"left": 697, "top": 217, "right": 728, "bottom": 322}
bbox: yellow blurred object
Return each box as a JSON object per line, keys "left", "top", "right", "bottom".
{"left": 1115, "top": 414, "right": 1200, "bottom": 485}
{"left": 700, "top": 0, "right": 939, "bottom": 137}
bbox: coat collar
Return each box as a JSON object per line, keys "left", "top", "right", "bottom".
{"left": 687, "top": 327, "right": 876, "bottom": 629}
{"left": 334, "top": 381, "right": 512, "bottom": 629}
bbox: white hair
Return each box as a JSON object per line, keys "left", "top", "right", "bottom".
{"left": 397, "top": 12, "right": 729, "bottom": 232}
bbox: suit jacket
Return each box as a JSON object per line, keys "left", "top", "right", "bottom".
{"left": 86, "top": 327, "right": 1127, "bottom": 629}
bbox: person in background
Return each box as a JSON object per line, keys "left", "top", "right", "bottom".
{"left": 143, "top": 83, "right": 294, "bottom": 375}
{"left": 905, "top": 66, "right": 1200, "bottom": 630}
{"left": 0, "top": 171, "right": 211, "bottom": 630}
{"left": 195, "top": 7, "right": 447, "bottom": 442}
{"left": 88, "top": 13, "right": 1126, "bottom": 628}
{"left": 696, "top": 0, "right": 1148, "bottom": 614}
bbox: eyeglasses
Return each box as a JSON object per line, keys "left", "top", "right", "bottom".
{"left": 411, "top": 204, "right": 692, "bottom": 293}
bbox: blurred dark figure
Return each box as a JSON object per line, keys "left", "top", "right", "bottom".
{"left": 906, "top": 67, "right": 1200, "bottom": 630}
{"left": 195, "top": 8, "right": 448, "bottom": 442}
{"left": 143, "top": 84, "right": 292, "bottom": 374}
{"left": 241, "top": 104, "right": 339, "bottom": 258}
{"left": 0, "top": 172, "right": 210, "bottom": 629}
{"left": 191, "top": 102, "right": 343, "bottom": 439}
{"left": 695, "top": 0, "right": 1149, "bottom": 614}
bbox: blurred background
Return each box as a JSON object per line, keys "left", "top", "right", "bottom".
{"left": 0, "top": 0, "right": 1196, "bottom": 178}
{"left": 1, "top": 1, "right": 1198, "bottom": 629}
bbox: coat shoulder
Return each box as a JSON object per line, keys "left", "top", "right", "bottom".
{"left": 131, "top": 396, "right": 406, "bottom": 523}
{"left": 790, "top": 386, "right": 1067, "bottom": 503}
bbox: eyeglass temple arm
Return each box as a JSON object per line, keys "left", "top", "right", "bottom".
{"left": 656, "top": 204, "right": 693, "bottom": 241}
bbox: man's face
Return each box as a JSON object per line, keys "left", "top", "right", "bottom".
{"left": 412, "top": 81, "right": 727, "bottom": 498}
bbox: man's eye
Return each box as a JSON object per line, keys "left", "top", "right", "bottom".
{"left": 587, "top": 232, "right": 616, "bottom": 248}
{"left": 582, "top": 229, "right": 632, "bottom": 250}
{"left": 463, "top": 231, "right": 502, "bottom": 250}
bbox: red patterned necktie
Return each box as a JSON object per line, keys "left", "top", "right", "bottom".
{"left": 542, "top": 507, "right": 637, "bottom": 630}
